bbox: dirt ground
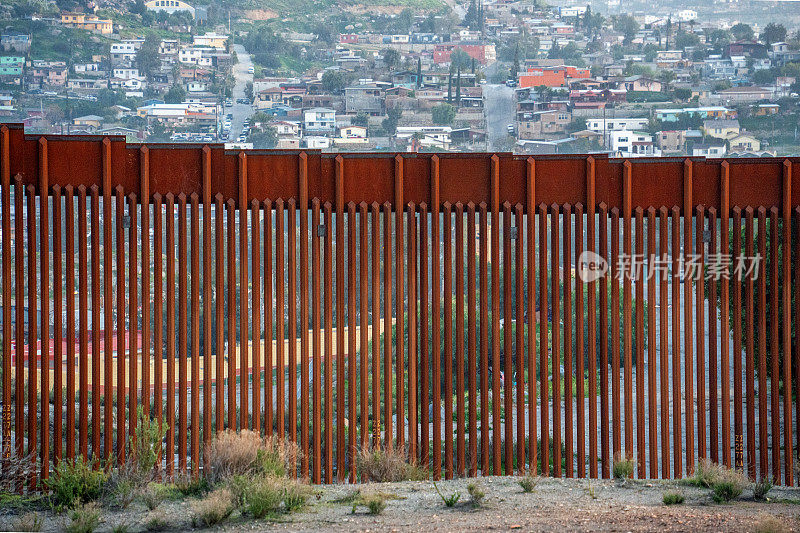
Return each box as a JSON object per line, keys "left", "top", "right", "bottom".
{"left": 2, "top": 476, "right": 799, "bottom": 532}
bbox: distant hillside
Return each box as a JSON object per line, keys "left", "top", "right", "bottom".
{"left": 196, "top": 0, "right": 446, "bottom": 18}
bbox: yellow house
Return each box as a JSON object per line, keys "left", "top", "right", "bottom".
{"left": 702, "top": 119, "right": 740, "bottom": 140}
{"left": 73, "top": 114, "right": 103, "bottom": 129}
{"left": 728, "top": 133, "right": 761, "bottom": 152}
{"left": 61, "top": 12, "right": 113, "bottom": 35}
{"left": 193, "top": 32, "right": 228, "bottom": 50}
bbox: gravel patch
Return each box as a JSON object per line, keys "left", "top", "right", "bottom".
{"left": 1, "top": 477, "right": 798, "bottom": 532}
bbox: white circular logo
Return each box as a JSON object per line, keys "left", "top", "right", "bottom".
{"left": 578, "top": 251, "right": 609, "bottom": 282}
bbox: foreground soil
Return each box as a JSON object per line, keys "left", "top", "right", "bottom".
{"left": 2, "top": 476, "right": 798, "bottom": 532}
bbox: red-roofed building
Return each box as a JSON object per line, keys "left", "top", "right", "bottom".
{"left": 518, "top": 65, "right": 591, "bottom": 88}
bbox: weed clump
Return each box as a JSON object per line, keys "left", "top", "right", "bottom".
{"left": 518, "top": 475, "right": 539, "bottom": 493}
{"left": 612, "top": 454, "right": 635, "bottom": 480}
{"left": 207, "top": 430, "right": 301, "bottom": 483}
{"left": 662, "top": 491, "right": 685, "bottom": 505}
{"left": 65, "top": 502, "right": 101, "bottom": 533}
{"left": 753, "top": 477, "right": 773, "bottom": 501}
{"left": 14, "top": 512, "right": 43, "bottom": 532}
{"left": 356, "top": 443, "right": 427, "bottom": 482}
{"left": 433, "top": 482, "right": 460, "bottom": 507}
{"left": 467, "top": 483, "right": 485, "bottom": 507}
{"left": 192, "top": 488, "right": 234, "bottom": 527}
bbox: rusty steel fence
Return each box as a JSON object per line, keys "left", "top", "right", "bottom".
{"left": 0, "top": 124, "right": 799, "bottom": 487}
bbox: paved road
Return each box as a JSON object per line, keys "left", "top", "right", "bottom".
{"left": 223, "top": 44, "right": 255, "bottom": 142}
{"left": 482, "top": 82, "right": 515, "bottom": 151}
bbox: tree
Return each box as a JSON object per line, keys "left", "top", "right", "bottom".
{"left": 432, "top": 103, "right": 456, "bottom": 125}
{"left": 249, "top": 127, "right": 278, "bottom": 149}
{"left": 136, "top": 32, "right": 161, "bottom": 81}
{"left": 352, "top": 113, "right": 369, "bottom": 127}
{"left": 675, "top": 31, "right": 701, "bottom": 50}
{"left": 450, "top": 48, "right": 472, "bottom": 71}
{"left": 321, "top": 70, "right": 346, "bottom": 94}
{"left": 760, "top": 23, "right": 787, "bottom": 46}
{"left": 382, "top": 48, "right": 401, "bottom": 70}
{"left": 512, "top": 44, "right": 520, "bottom": 78}
{"left": 245, "top": 81, "right": 253, "bottom": 102}
{"left": 455, "top": 68, "right": 461, "bottom": 106}
{"left": 164, "top": 84, "right": 186, "bottom": 104}
{"left": 464, "top": 0, "right": 480, "bottom": 30}
{"left": 612, "top": 14, "right": 639, "bottom": 44}
{"left": 731, "top": 23, "right": 754, "bottom": 42}
{"left": 658, "top": 70, "right": 676, "bottom": 92}
{"left": 382, "top": 107, "right": 402, "bottom": 137}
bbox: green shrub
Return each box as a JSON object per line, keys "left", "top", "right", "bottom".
{"left": 686, "top": 458, "right": 726, "bottom": 488}
{"left": 753, "top": 477, "right": 773, "bottom": 501}
{"left": 612, "top": 455, "right": 635, "bottom": 480}
{"left": 711, "top": 475, "right": 746, "bottom": 504}
{"left": 174, "top": 474, "right": 210, "bottom": 497}
{"left": 144, "top": 511, "right": 169, "bottom": 532}
{"left": 46, "top": 456, "right": 108, "bottom": 510}
{"left": 662, "top": 491, "right": 685, "bottom": 505}
{"left": 111, "top": 524, "right": 130, "bottom": 533}
{"left": 433, "top": 482, "right": 460, "bottom": 507}
{"left": 518, "top": 475, "right": 539, "bottom": 493}
{"left": 245, "top": 477, "right": 283, "bottom": 518}
{"left": 467, "top": 483, "right": 485, "bottom": 507}
{"left": 140, "top": 483, "right": 165, "bottom": 511}
{"left": 364, "top": 494, "right": 386, "bottom": 515}
{"left": 65, "top": 502, "right": 100, "bottom": 533}
{"left": 283, "top": 481, "right": 308, "bottom": 512}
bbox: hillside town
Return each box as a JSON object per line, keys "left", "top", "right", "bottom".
{"left": 1, "top": 0, "right": 799, "bottom": 156}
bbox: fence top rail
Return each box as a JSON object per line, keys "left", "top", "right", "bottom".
{"left": 1, "top": 124, "right": 797, "bottom": 212}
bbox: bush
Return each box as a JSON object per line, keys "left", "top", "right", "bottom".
{"left": 192, "top": 488, "right": 234, "bottom": 527}
{"left": 753, "top": 477, "right": 773, "bottom": 501}
{"left": 244, "top": 477, "right": 283, "bottom": 518}
{"left": 467, "top": 483, "right": 485, "bottom": 507}
{"left": 356, "top": 443, "right": 427, "bottom": 482}
{"left": 612, "top": 455, "right": 635, "bottom": 480}
{"left": 686, "top": 458, "right": 727, "bottom": 488}
{"left": 283, "top": 481, "right": 309, "bottom": 512}
{"left": 140, "top": 483, "right": 165, "bottom": 510}
{"left": 518, "top": 475, "right": 539, "bottom": 493}
{"left": 144, "top": 511, "right": 169, "bottom": 532}
{"left": 433, "top": 482, "right": 460, "bottom": 507}
{"left": 753, "top": 513, "right": 788, "bottom": 533}
{"left": 662, "top": 491, "right": 685, "bottom": 505}
{"left": 174, "top": 474, "right": 210, "bottom": 497}
{"left": 711, "top": 469, "right": 747, "bottom": 504}
{"left": 364, "top": 494, "right": 386, "bottom": 515}
{"left": 65, "top": 502, "right": 100, "bottom": 533}
{"left": 46, "top": 456, "right": 109, "bottom": 510}
{"left": 207, "top": 430, "right": 301, "bottom": 483}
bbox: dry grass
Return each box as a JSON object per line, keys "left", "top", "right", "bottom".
{"left": 518, "top": 475, "right": 539, "bottom": 493}
{"left": 0, "top": 452, "right": 39, "bottom": 492}
{"left": 467, "top": 482, "right": 485, "bottom": 507}
{"left": 192, "top": 488, "right": 234, "bottom": 527}
{"left": 206, "top": 430, "right": 301, "bottom": 483}
{"left": 753, "top": 513, "right": 788, "bottom": 533}
{"left": 14, "top": 512, "right": 43, "bottom": 532}
{"left": 356, "top": 443, "right": 427, "bottom": 482}
{"left": 687, "top": 458, "right": 729, "bottom": 488}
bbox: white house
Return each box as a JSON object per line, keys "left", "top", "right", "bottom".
{"left": 676, "top": 9, "right": 697, "bottom": 22}
{"left": 608, "top": 130, "right": 661, "bottom": 157}
{"left": 110, "top": 40, "right": 143, "bottom": 64}
{"left": 304, "top": 136, "right": 331, "bottom": 149}
{"left": 303, "top": 108, "right": 336, "bottom": 136}
{"left": 396, "top": 126, "right": 452, "bottom": 150}
{"left": 145, "top": 0, "right": 196, "bottom": 18}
